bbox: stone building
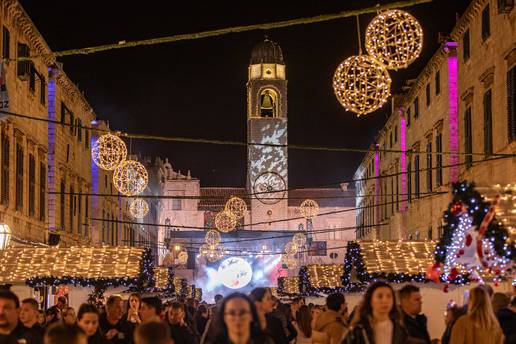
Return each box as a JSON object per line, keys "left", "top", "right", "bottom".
{"left": 354, "top": 0, "right": 516, "bottom": 240}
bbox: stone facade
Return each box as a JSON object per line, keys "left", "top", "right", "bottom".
{"left": 354, "top": 0, "right": 516, "bottom": 240}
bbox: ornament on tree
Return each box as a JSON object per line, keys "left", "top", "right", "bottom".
{"left": 426, "top": 263, "right": 441, "bottom": 283}
{"left": 451, "top": 201, "right": 465, "bottom": 216}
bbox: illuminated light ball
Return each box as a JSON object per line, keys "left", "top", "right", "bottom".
{"left": 333, "top": 55, "right": 391, "bottom": 116}
{"left": 284, "top": 241, "right": 298, "bottom": 255}
{"left": 299, "top": 199, "right": 320, "bottom": 220}
{"left": 207, "top": 245, "right": 225, "bottom": 262}
{"left": 178, "top": 251, "right": 188, "bottom": 265}
{"left": 215, "top": 210, "right": 237, "bottom": 233}
{"left": 112, "top": 160, "right": 148, "bottom": 196}
{"left": 199, "top": 244, "right": 211, "bottom": 257}
{"left": 292, "top": 232, "right": 307, "bottom": 247}
{"left": 205, "top": 230, "right": 221, "bottom": 246}
{"left": 91, "top": 133, "right": 127, "bottom": 170}
{"left": 129, "top": 198, "right": 149, "bottom": 219}
{"left": 218, "top": 257, "right": 253, "bottom": 289}
{"left": 365, "top": 9, "right": 423, "bottom": 70}
{"left": 225, "top": 196, "right": 247, "bottom": 220}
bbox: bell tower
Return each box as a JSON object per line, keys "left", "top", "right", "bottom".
{"left": 246, "top": 38, "right": 288, "bottom": 230}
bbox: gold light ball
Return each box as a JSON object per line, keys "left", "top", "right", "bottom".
{"left": 91, "top": 133, "right": 127, "bottom": 171}
{"left": 206, "top": 245, "right": 225, "bottom": 262}
{"left": 178, "top": 251, "right": 188, "bottom": 265}
{"left": 199, "top": 244, "right": 211, "bottom": 257}
{"left": 225, "top": 196, "right": 247, "bottom": 220}
{"left": 292, "top": 232, "right": 307, "bottom": 247}
{"left": 214, "top": 210, "right": 237, "bottom": 233}
{"left": 205, "top": 230, "right": 221, "bottom": 246}
{"left": 365, "top": 9, "right": 423, "bottom": 70}
{"left": 284, "top": 241, "right": 298, "bottom": 255}
{"left": 333, "top": 55, "right": 391, "bottom": 116}
{"left": 300, "top": 199, "right": 320, "bottom": 220}
{"left": 129, "top": 198, "right": 149, "bottom": 219}
{"left": 113, "top": 160, "right": 148, "bottom": 196}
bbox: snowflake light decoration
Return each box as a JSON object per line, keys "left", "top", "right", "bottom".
{"left": 91, "top": 133, "right": 127, "bottom": 171}
{"left": 299, "top": 199, "right": 320, "bottom": 220}
{"left": 112, "top": 160, "right": 148, "bottom": 196}
{"left": 205, "top": 230, "right": 221, "bottom": 246}
{"left": 129, "top": 198, "right": 149, "bottom": 219}
{"left": 215, "top": 210, "right": 237, "bottom": 233}
{"left": 225, "top": 196, "right": 247, "bottom": 220}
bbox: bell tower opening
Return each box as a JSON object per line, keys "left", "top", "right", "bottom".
{"left": 260, "top": 89, "right": 277, "bottom": 118}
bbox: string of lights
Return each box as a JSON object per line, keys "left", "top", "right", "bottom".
{"left": 13, "top": 0, "right": 433, "bottom": 62}
{"left": 1, "top": 108, "right": 513, "bottom": 158}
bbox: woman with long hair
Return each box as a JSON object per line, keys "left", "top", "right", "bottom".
{"left": 77, "top": 303, "right": 108, "bottom": 344}
{"left": 249, "top": 287, "right": 290, "bottom": 344}
{"left": 126, "top": 293, "right": 142, "bottom": 324}
{"left": 202, "top": 292, "right": 273, "bottom": 344}
{"left": 62, "top": 306, "right": 76, "bottom": 325}
{"left": 292, "top": 305, "right": 324, "bottom": 344}
{"left": 343, "top": 281, "right": 408, "bottom": 344}
{"left": 450, "top": 286, "right": 504, "bottom": 344}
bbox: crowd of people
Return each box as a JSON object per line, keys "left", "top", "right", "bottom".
{"left": 0, "top": 282, "right": 514, "bottom": 344}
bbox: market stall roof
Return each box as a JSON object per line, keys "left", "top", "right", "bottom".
{"left": 0, "top": 246, "right": 145, "bottom": 283}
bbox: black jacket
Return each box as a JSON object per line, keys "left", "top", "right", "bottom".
{"left": 265, "top": 314, "right": 289, "bottom": 344}
{"left": 98, "top": 313, "right": 132, "bottom": 344}
{"left": 401, "top": 312, "right": 431, "bottom": 344}
{"left": 170, "top": 323, "right": 199, "bottom": 344}
{"left": 343, "top": 317, "right": 408, "bottom": 344}
{"left": 0, "top": 322, "right": 42, "bottom": 344}
{"left": 497, "top": 308, "right": 516, "bottom": 344}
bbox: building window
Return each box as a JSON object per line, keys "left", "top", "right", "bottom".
{"left": 15, "top": 143, "right": 23, "bottom": 211}
{"left": 407, "top": 161, "right": 412, "bottom": 203}
{"left": 69, "top": 112, "right": 74, "bottom": 135}
{"left": 436, "top": 133, "right": 443, "bottom": 187}
{"left": 77, "top": 119, "right": 82, "bottom": 143}
{"left": 463, "top": 29, "right": 470, "bottom": 61}
{"left": 77, "top": 192, "right": 81, "bottom": 236}
{"left": 28, "top": 64, "right": 36, "bottom": 93}
{"left": 85, "top": 130, "right": 89, "bottom": 149}
{"left": 28, "top": 154, "right": 35, "bottom": 217}
{"left": 415, "top": 155, "right": 420, "bottom": 198}
{"left": 60, "top": 180, "right": 65, "bottom": 230}
{"left": 84, "top": 197, "right": 89, "bottom": 238}
{"left": 391, "top": 177, "right": 394, "bottom": 215}
{"left": 39, "top": 162, "right": 45, "bottom": 221}
{"left": 2, "top": 26, "right": 10, "bottom": 59}
{"left": 61, "top": 102, "right": 67, "bottom": 124}
{"left": 426, "top": 83, "right": 431, "bottom": 106}
{"left": 39, "top": 76, "right": 46, "bottom": 105}
{"left": 414, "top": 97, "right": 419, "bottom": 118}
{"left": 508, "top": 66, "right": 516, "bottom": 142}
{"left": 396, "top": 169, "right": 399, "bottom": 211}
{"left": 172, "top": 199, "right": 181, "bottom": 210}
{"left": 407, "top": 106, "right": 411, "bottom": 127}
{"left": 428, "top": 226, "right": 433, "bottom": 239}
{"left": 16, "top": 43, "right": 30, "bottom": 79}
{"left": 426, "top": 141, "right": 432, "bottom": 192}
{"left": 484, "top": 89, "right": 493, "bottom": 155}
{"left": 1, "top": 133, "right": 9, "bottom": 205}
{"left": 465, "top": 107, "right": 473, "bottom": 168}
{"left": 102, "top": 209, "right": 106, "bottom": 243}
{"left": 435, "top": 70, "right": 441, "bottom": 95}
{"left": 69, "top": 185, "right": 74, "bottom": 234}
{"left": 482, "top": 4, "right": 491, "bottom": 41}
{"left": 389, "top": 131, "right": 393, "bottom": 148}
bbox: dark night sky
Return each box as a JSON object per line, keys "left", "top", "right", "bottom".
{"left": 20, "top": 0, "right": 470, "bottom": 188}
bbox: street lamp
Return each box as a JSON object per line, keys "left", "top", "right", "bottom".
{"left": 0, "top": 224, "right": 11, "bottom": 250}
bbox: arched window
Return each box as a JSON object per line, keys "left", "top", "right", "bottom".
{"left": 260, "top": 89, "right": 278, "bottom": 118}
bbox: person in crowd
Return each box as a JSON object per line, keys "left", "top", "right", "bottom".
{"left": 202, "top": 292, "right": 273, "bottom": 344}
{"left": 134, "top": 320, "right": 173, "bottom": 344}
{"left": 441, "top": 304, "right": 462, "bottom": 344}
{"left": 0, "top": 290, "right": 41, "bottom": 344}
{"left": 269, "top": 298, "right": 297, "bottom": 343}
{"left": 343, "top": 281, "right": 408, "bottom": 344}
{"left": 99, "top": 295, "right": 131, "bottom": 344}
{"left": 290, "top": 298, "right": 304, "bottom": 320}
{"left": 292, "top": 305, "right": 324, "bottom": 344}
{"left": 20, "top": 298, "right": 45, "bottom": 339}
{"left": 139, "top": 296, "right": 163, "bottom": 323}
{"left": 76, "top": 303, "right": 108, "bottom": 344}
{"left": 399, "top": 284, "right": 431, "bottom": 344}
{"left": 37, "top": 310, "right": 46, "bottom": 327}
{"left": 44, "top": 322, "right": 87, "bottom": 344}
{"left": 250, "top": 287, "right": 289, "bottom": 344}
{"left": 194, "top": 304, "right": 209, "bottom": 337}
{"left": 492, "top": 293, "right": 510, "bottom": 315}
{"left": 496, "top": 295, "right": 516, "bottom": 344}
{"left": 45, "top": 307, "right": 60, "bottom": 326}
{"left": 214, "top": 295, "right": 224, "bottom": 305}
{"left": 62, "top": 307, "right": 77, "bottom": 326}
{"left": 167, "top": 301, "right": 198, "bottom": 344}
{"left": 125, "top": 293, "right": 141, "bottom": 324}
{"left": 312, "top": 293, "right": 348, "bottom": 344}
{"left": 450, "top": 286, "right": 504, "bottom": 344}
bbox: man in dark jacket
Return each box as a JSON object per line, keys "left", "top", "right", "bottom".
{"left": 99, "top": 295, "right": 132, "bottom": 344}
{"left": 0, "top": 290, "right": 41, "bottom": 344}
{"left": 399, "top": 284, "right": 431, "bottom": 344}
{"left": 497, "top": 296, "right": 516, "bottom": 344}
{"left": 168, "top": 302, "right": 198, "bottom": 344}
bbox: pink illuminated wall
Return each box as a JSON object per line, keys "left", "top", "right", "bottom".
{"left": 446, "top": 42, "right": 459, "bottom": 182}
{"left": 375, "top": 148, "right": 380, "bottom": 238}
{"left": 400, "top": 116, "right": 407, "bottom": 212}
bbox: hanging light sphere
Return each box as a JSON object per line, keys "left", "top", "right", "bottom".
{"left": 207, "top": 245, "right": 225, "bottom": 262}
{"left": 178, "top": 251, "right": 189, "bottom": 265}
{"left": 205, "top": 230, "right": 221, "bottom": 246}
{"left": 333, "top": 55, "right": 391, "bottom": 116}
{"left": 91, "top": 133, "right": 127, "bottom": 171}
{"left": 214, "top": 210, "right": 237, "bottom": 233}
{"left": 300, "top": 199, "right": 320, "bottom": 220}
{"left": 112, "top": 160, "right": 148, "bottom": 196}
{"left": 292, "top": 232, "right": 307, "bottom": 247}
{"left": 284, "top": 241, "right": 298, "bottom": 255}
{"left": 365, "top": 9, "right": 423, "bottom": 70}
{"left": 199, "top": 244, "right": 211, "bottom": 257}
{"left": 225, "top": 196, "right": 247, "bottom": 220}
{"left": 129, "top": 198, "right": 149, "bottom": 219}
